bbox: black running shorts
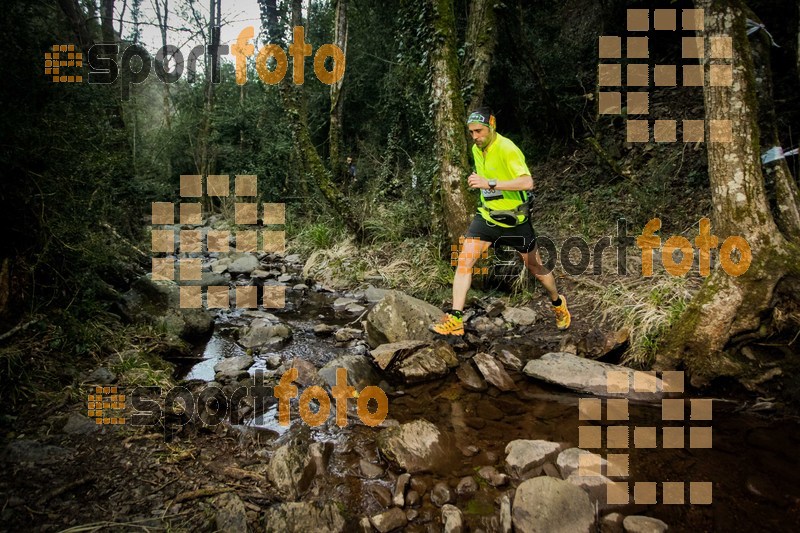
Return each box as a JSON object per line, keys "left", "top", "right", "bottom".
{"left": 464, "top": 214, "right": 537, "bottom": 253}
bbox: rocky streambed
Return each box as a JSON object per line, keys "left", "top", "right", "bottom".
{"left": 158, "top": 251, "right": 800, "bottom": 532}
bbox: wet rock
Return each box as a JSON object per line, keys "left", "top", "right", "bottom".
{"left": 494, "top": 348, "right": 524, "bottom": 371}
{"left": 213, "top": 492, "right": 247, "bottom": 532}
{"left": 370, "top": 508, "right": 408, "bottom": 532}
{"left": 251, "top": 269, "right": 271, "bottom": 279}
{"left": 500, "top": 493, "right": 512, "bottom": 533}
{"left": 505, "top": 440, "right": 564, "bottom": 480}
{"left": 264, "top": 354, "right": 282, "bottom": 370}
{"left": 410, "top": 477, "right": 428, "bottom": 496}
{"left": 278, "top": 273, "right": 294, "bottom": 283}
{"left": 85, "top": 367, "right": 116, "bottom": 385}
{"left": 622, "top": 515, "right": 668, "bottom": 533}
{"left": 364, "top": 290, "right": 442, "bottom": 347}
{"left": 214, "top": 355, "right": 254, "bottom": 376}
{"left": 601, "top": 512, "right": 624, "bottom": 533}
{"left": 346, "top": 303, "right": 367, "bottom": 314}
{"left": 478, "top": 466, "right": 509, "bottom": 487}
{"left": 501, "top": 306, "right": 536, "bottom": 326}
{"left": 473, "top": 352, "right": 516, "bottom": 391}
{"left": 334, "top": 327, "right": 363, "bottom": 342}
{"left": 359, "top": 516, "right": 373, "bottom": 532}
{"left": 557, "top": 448, "right": 609, "bottom": 479}
{"left": 370, "top": 340, "right": 428, "bottom": 370}
{"left": 441, "top": 504, "right": 464, "bottom": 533}
{"left": 333, "top": 297, "right": 358, "bottom": 311}
{"left": 239, "top": 318, "right": 292, "bottom": 349}
{"left": 263, "top": 502, "right": 345, "bottom": 533}
{"left": 512, "top": 477, "right": 595, "bottom": 533}
{"left": 227, "top": 254, "right": 260, "bottom": 275}
{"left": 456, "top": 362, "right": 487, "bottom": 391}
{"left": 293, "top": 283, "right": 309, "bottom": 290}
{"left": 120, "top": 274, "right": 213, "bottom": 341}
{"left": 476, "top": 401, "right": 504, "bottom": 420}
{"left": 393, "top": 473, "right": 411, "bottom": 506}
{"left": 578, "top": 328, "right": 629, "bottom": 359}
{"left": 319, "top": 354, "right": 382, "bottom": 390}
{"left": 456, "top": 476, "right": 478, "bottom": 496}
{"left": 365, "top": 285, "right": 388, "bottom": 302}
{"left": 1, "top": 439, "right": 71, "bottom": 464}
{"left": 360, "top": 459, "right": 384, "bottom": 479}
{"left": 371, "top": 341, "right": 457, "bottom": 384}
{"left": 406, "top": 509, "right": 418, "bottom": 521}
{"left": 62, "top": 413, "right": 99, "bottom": 435}
{"left": 462, "top": 445, "right": 480, "bottom": 457}
{"left": 431, "top": 482, "right": 453, "bottom": 507}
{"left": 285, "top": 254, "right": 303, "bottom": 264}
{"left": 369, "top": 485, "right": 393, "bottom": 507}
{"left": 266, "top": 440, "right": 331, "bottom": 500}
{"left": 290, "top": 358, "right": 324, "bottom": 386}
{"left": 406, "top": 490, "right": 420, "bottom": 507}
{"left": 313, "top": 323, "right": 337, "bottom": 336}
{"left": 377, "top": 420, "right": 449, "bottom": 473}
{"left": 523, "top": 353, "right": 664, "bottom": 400}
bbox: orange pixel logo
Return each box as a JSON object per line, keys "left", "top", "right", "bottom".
{"left": 46, "top": 44, "right": 83, "bottom": 83}
{"left": 451, "top": 236, "right": 489, "bottom": 276}
{"left": 150, "top": 175, "right": 287, "bottom": 310}
{"left": 577, "top": 370, "right": 713, "bottom": 506}
{"left": 599, "top": 9, "right": 732, "bottom": 143}
{"left": 87, "top": 386, "right": 126, "bottom": 425}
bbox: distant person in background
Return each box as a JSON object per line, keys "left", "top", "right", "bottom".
{"left": 430, "top": 107, "right": 571, "bottom": 336}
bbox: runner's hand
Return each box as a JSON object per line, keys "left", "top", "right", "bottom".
{"left": 467, "top": 173, "right": 486, "bottom": 189}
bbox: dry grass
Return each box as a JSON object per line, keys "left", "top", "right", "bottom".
{"left": 571, "top": 246, "right": 703, "bottom": 368}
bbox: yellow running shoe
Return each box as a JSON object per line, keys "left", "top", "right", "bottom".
{"left": 430, "top": 313, "right": 465, "bottom": 336}
{"left": 552, "top": 294, "right": 571, "bottom": 330}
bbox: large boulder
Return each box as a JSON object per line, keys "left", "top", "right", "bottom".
{"left": 370, "top": 341, "right": 458, "bottom": 384}
{"left": 512, "top": 476, "right": 595, "bottom": 533}
{"left": 263, "top": 502, "right": 345, "bottom": 533}
{"left": 377, "top": 419, "right": 451, "bottom": 473}
{"left": 239, "top": 318, "right": 292, "bottom": 349}
{"left": 523, "top": 352, "right": 664, "bottom": 400}
{"left": 318, "top": 354, "right": 382, "bottom": 390}
{"left": 505, "top": 440, "right": 565, "bottom": 480}
{"left": 266, "top": 438, "right": 332, "bottom": 500}
{"left": 364, "top": 290, "right": 443, "bottom": 348}
{"left": 120, "top": 274, "right": 213, "bottom": 341}
{"left": 473, "top": 352, "right": 516, "bottom": 391}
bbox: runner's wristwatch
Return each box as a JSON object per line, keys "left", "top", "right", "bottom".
{"left": 488, "top": 179, "right": 497, "bottom": 190}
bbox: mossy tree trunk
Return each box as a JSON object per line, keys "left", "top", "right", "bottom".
{"left": 462, "top": 0, "right": 497, "bottom": 112}
{"left": 274, "top": 0, "right": 363, "bottom": 239}
{"left": 329, "top": 0, "right": 348, "bottom": 173}
{"left": 430, "top": 0, "right": 474, "bottom": 244}
{"left": 656, "top": 0, "right": 800, "bottom": 386}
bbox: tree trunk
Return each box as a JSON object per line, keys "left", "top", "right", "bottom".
{"left": 267, "top": 0, "right": 363, "bottom": 239}
{"left": 429, "top": 0, "right": 474, "bottom": 244}
{"left": 329, "top": 0, "right": 348, "bottom": 173}
{"left": 748, "top": 10, "right": 800, "bottom": 242}
{"left": 56, "top": 0, "right": 94, "bottom": 50}
{"left": 656, "top": 0, "right": 800, "bottom": 387}
{"left": 462, "top": 0, "right": 497, "bottom": 112}
{"left": 100, "top": 0, "right": 115, "bottom": 42}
